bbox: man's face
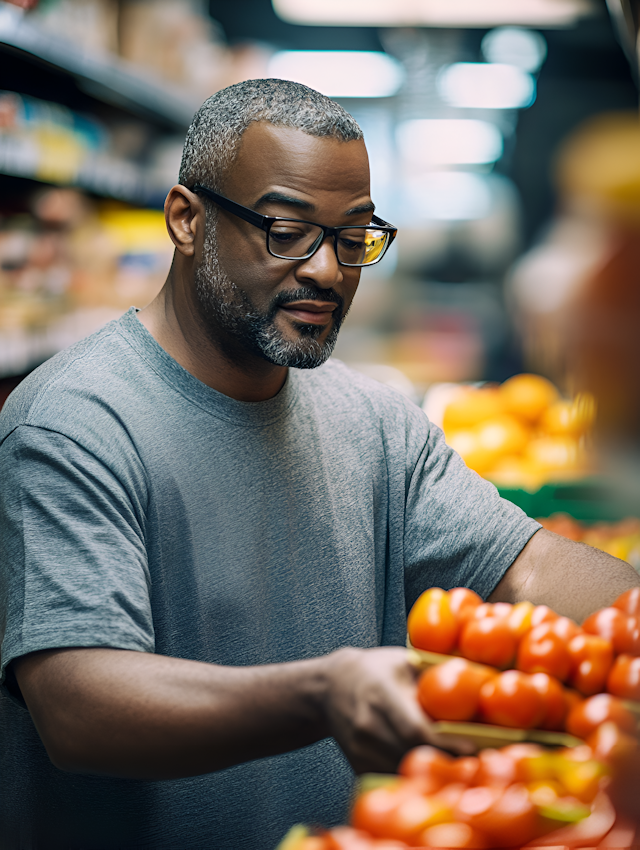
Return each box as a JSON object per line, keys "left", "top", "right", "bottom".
{"left": 194, "top": 122, "right": 372, "bottom": 369}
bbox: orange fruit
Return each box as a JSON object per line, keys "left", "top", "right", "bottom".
{"left": 475, "top": 415, "right": 529, "bottom": 457}
{"left": 540, "top": 393, "right": 597, "bottom": 437}
{"left": 447, "top": 429, "right": 497, "bottom": 474}
{"left": 500, "top": 374, "right": 559, "bottom": 423}
{"left": 525, "top": 436, "right": 584, "bottom": 474}
{"left": 443, "top": 387, "right": 504, "bottom": 434}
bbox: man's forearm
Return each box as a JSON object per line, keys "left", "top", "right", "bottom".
{"left": 14, "top": 643, "right": 446, "bottom": 780}
{"left": 489, "top": 527, "right": 640, "bottom": 623}
{"left": 14, "top": 648, "right": 330, "bottom": 780}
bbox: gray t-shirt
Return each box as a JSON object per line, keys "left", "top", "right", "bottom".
{"left": 0, "top": 308, "right": 539, "bottom": 849}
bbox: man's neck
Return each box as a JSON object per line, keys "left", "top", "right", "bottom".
{"left": 137, "top": 278, "right": 288, "bottom": 403}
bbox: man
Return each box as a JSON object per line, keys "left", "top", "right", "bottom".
{"left": 0, "top": 79, "right": 638, "bottom": 849}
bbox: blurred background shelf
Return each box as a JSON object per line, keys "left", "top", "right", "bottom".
{"left": 0, "top": 2, "right": 195, "bottom": 130}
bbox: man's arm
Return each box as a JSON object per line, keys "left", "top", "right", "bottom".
{"left": 13, "top": 645, "right": 467, "bottom": 781}
{"left": 489, "top": 527, "right": 640, "bottom": 622}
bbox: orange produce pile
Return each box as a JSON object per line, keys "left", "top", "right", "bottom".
{"left": 441, "top": 374, "right": 595, "bottom": 490}
{"left": 279, "top": 728, "right": 640, "bottom": 849}
{"left": 538, "top": 515, "right": 640, "bottom": 569}
{"left": 408, "top": 587, "right": 640, "bottom": 736}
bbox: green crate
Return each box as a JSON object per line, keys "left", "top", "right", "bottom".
{"left": 497, "top": 477, "right": 633, "bottom": 522}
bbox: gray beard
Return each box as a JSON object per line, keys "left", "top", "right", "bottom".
{"left": 193, "top": 221, "right": 344, "bottom": 369}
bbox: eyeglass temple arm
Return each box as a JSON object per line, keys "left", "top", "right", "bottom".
{"left": 191, "top": 185, "right": 267, "bottom": 230}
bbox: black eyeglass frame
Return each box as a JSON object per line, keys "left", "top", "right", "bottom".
{"left": 191, "top": 184, "right": 398, "bottom": 267}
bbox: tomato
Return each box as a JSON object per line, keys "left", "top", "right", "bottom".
{"left": 407, "top": 587, "right": 458, "bottom": 653}
{"left": 530, "top": 605, "right": 559, "bottom": 628}
{"left": 398, "top": 745, "right": 454, "bottom": 787}
{"left": 566, "top": 693, "right": 637, "bottom": 739}
{"left": 507, "top": 601, "right": 534, "bottom": 640}
{"left": 607, "top": 653, "right": 640, "bottom": 701}
{"left": 530, "top": 672, "right": 567, "bottom": 731}
{"left": 478, "top": 670, "right": 545, "bottom": 729}
{"left": 456, "top": 783, "right": 538, "bottom": 848}
{"left": 613, "top": 587, "right": 640, "bottom": 617}
{"left": 550, "top": 616, "right": 582, "bottom": 643}
{"left": 567, "top": 633, "right": 614, "bottom": 695}
{"left": 491, "top": 602, "right": 514, "bottom": 620}
{"left": 587, "top": 719, "right": 636, "bottom": 763}
{"left": 583, "top": 606, "right": 629, "bottom": 652}
{"left": 384, "top": 790, "right": 454, "bottom": 843}
{"left": 326, "top": 827, "right": 381, "bottom": 850}
{"left": 351, "top": 784, "right": 408, "bottom": 838}
{"left": 475, "top": 748, "right": 517, "bottom": 787}
{"left": 417, "top": 659, "right": 495, "bottom": 722}
{"left": 563, "top": 686, "right": 583, "bottom": 720}
{"left": 450, "top": 756, "right": 480, "bottom": 785}
{"left": 420, "top": 822, "right": 488, "bottom": 848}
{"left": 516, "top": 623, "right": 572, "bottom": 681}
{"left": 448, "top": 587, "right": 483, "bottom": 628}
{"left": 616, "top": 615, "right": 640, "bottom": 656}
{"left": 459, "top": 617, "right": 517, "bottom": 669}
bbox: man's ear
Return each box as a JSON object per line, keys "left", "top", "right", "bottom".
{"left": 164, "top": 185, "right": 204, "bottom": 257}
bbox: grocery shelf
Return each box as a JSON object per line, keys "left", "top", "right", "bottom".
{"left": 0, "top": 3, "right": 195, "bottom": 131}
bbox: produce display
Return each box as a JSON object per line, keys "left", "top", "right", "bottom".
{"left": 407, "top": 587, "right": 640, "bottom": 737}
{"left": 538, "top": 515, "right": 640, "bottom": 568}
{"left": 440, "top": 374, "right": 595, "bottom": 490}
{"left": 279, "top": 728, "right": 640, "bottom": 848}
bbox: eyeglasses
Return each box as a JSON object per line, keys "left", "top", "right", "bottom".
{"left": 191, "top": 184, "right": 397, "bottom": 268}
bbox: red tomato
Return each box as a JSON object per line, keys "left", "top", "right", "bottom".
{"left": 456, "top": 783, "right": 538, "bottom": 848}
{"left": 614, "top": 587, "right": 640, "bottom": 617}
{"left": 397, "top": 745, "right": 453, "bottom": 787}
{"left": 587, "top": 719, "right": 638, "bottom": 763}
{"left": 420, "top": 822, "right": 488, "bottom": 848}
{"left": 530, "top": 605, "right": 559, "bottom": 628}
{"left": 350, "top": 782, "right": 418, "bottom": 839}
{"left": 475, "top": 748, "right": 517, "bottom": 787}
{"left": 417, "top": 659, "right": 496, "bottom": 722}
{"left": 617, "top": 615, "right": 640, "bottom": 656}
{"left": 568, "top": 633, "right": 614, "bottom": 695}
{"left": 325, "top": 827, "right": 376, "bottom": 850}
{"left": 607, "top": 654, "right": 640, "bottom": 701}
{"left": 530, "top": 672, "right": 567, "bottom": 731}
{"left": 448, "top": 587, "right": 483, "bottom": 628}
{"left": 384, "top": 789, "right": 456, "bottom": 844}
{"left": 583, "top": 606, "right": 629, "bottom": 652}
{"left": 450, "top": 756, "right": 480, "bottom": 785}
{"left": 507, "top": 601, "right": 534, "bottom": 640}
{"left": 516, "top": 623, "right": 572, "bottom": 681}
{"left": 491, "top": 602, "right": 514, "bottom": 620}
{"left": 550, "top": 615, "right": 582, "bottom": 643}
{"left": 407, "top": 587, "right": 458, "bottom": 653}
{"left": 478, "top": 671, "right": 545, "bottom": 729}
{"left": 566, "top": 693, "right": 637, "bottom": 739}
{"left": 459, "top": 617, "right": 517, "bottom": 669}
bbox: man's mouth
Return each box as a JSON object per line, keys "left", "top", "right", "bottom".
{"left": 278, "top": 300, "right": 338, "bottom": 325}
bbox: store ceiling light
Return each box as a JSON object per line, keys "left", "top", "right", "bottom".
{"left": 414, "top": 172, "right": 493, "bottom": 220}
{"left": 438, "top": 63, "right": 535, "bottom": 110}
{"left": 266, "top": 51, "right": 404, "bottom": 98}
{"left": 482, "top": 27, "right": 548, "bottom": 73}
{"left": 397, "top": 119, "right": 503, "bottom": 166}
{"left": 272, "top": 0, "right": 594, "bottom": 28}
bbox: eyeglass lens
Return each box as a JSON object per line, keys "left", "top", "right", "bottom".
{"left": 268, "top": 222, "right": 389, "bottom": 266}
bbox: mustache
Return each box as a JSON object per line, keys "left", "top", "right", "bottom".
{"left": 271, "top": 287, "right": 343, "bottom": 311}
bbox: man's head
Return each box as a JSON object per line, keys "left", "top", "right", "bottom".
{"left": 170, "top": 79, "right": 372, "bottom": 369}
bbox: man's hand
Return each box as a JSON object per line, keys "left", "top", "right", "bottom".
{"left": 322, "top": 647, "right": 473, "bottom": 774}
{"left": 13, "top": 643, "right": 465, "bottom": 781}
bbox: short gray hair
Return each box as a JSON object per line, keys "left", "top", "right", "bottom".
{"left": 178, "top": 78, "right": 363, "bottom": 192}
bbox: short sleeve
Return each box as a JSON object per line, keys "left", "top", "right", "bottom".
{"left": 403, "top": 419, "right": 541, "bottom": 608}
{"left": 0, "top": 425, "right": 154, "bottom": 686}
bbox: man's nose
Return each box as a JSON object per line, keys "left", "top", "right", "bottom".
{"left": 296, "top": 235, "right": 343, "bottom": 289}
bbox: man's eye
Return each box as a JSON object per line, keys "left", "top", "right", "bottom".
{"left": 339, "top": 237, "right": 364, "bottom": 251}
{"left": 270, "top": 229, "right": 305, "bottom": 243}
